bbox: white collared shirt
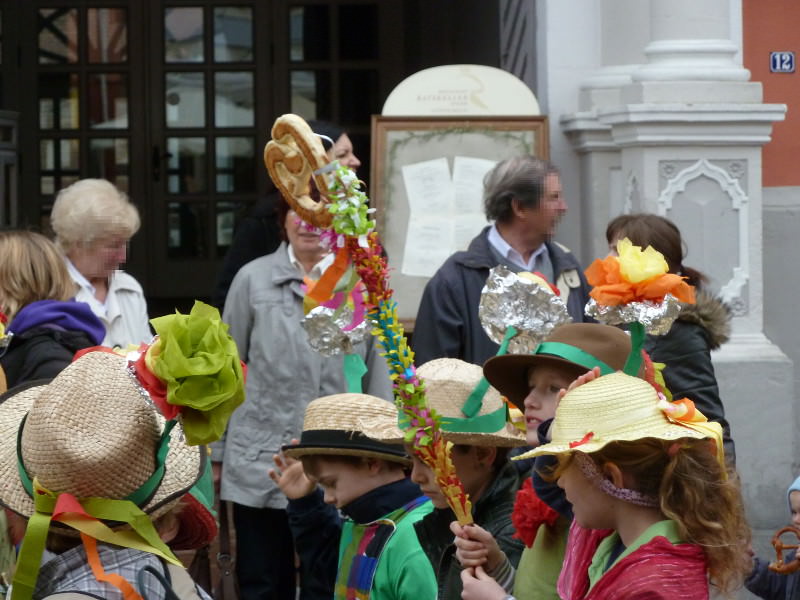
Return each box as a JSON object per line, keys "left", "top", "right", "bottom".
{"left": 66, "top": 260, "right": 105, "bottom": 317}
{"left": 487, "top": 224, "right": 547, "bottom": 272}
{"left": 66, "top": 259, "right": 152, "bottom": 348}
{"left": 286, "top": 244, "right": 335, "bottom": 279}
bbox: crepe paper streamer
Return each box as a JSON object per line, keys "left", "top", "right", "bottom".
{"left": 343, "top": 353, "right": 368, "bottom": 394}
{"left": 83, "top": 534, "right": 143, "bottom": 600}
{"left": 585, "top": 238, "right": 695, "bottom": 306}
{"left": 146, "top": 301, "right": 246, "bottom": 446}
{"left": 658, "top": 397, "right": 726, "bottom": 478}
{"left": 535, "top": 342, "right": 616, "bottom": 376}
{"left": 462, "top": 325, "right": 517, "bottom": 418}
{"left": 642, "top": 352, "right": 672, "bottom": 401}
{"left": 415, "top": 438, "right": 472, "bottom": 525}
{"left": 622, "top": 322, "right": 645, "bottom": 377}
{"left": 308, "top": 246, "right": 351, "bottom": 304}
{"left": 440, "top": 405, "right": 508, "bottom": 433}
{"left": 13, "top": 479, "right": 181, "bottom": 600}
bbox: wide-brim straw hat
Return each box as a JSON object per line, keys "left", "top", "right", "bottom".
{"left": 0, "top": 351, "right": 203, "bottom": 522}
{"left": 483, "top": 323, "right": 631, "bottom": 408}
{"left": 361, "top": 358, "right": 526, "bottom": 448}
{"left": 282, "top": 393, "right": 410, "bottom": 465}
{"left": 515, "top": 371, "right": 710, "bottom": 460}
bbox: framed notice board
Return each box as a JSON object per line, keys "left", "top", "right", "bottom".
{"left": 370, "top": 116, "right": 549, "bottom": 329}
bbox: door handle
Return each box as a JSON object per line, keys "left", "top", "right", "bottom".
{"left": 151, "top": 145, "right": 174, "bottom": 182}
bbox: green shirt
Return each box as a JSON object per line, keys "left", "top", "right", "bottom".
{"left": 587, "top": 519, "right": 682, "bottom": 591}
{"left": 512, "top": 516, "right": 570, "bottom": 600}
{"left": 338, "top": 501, "right": 437, "bottom": 600}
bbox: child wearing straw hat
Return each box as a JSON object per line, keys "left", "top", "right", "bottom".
{"left": 361, "top": 358, "right": 527, "bottom": 600}
{"left": 502, "top": 372, "right": 749, "bottom": 600}
{"left": 0, "top": 302, "right": 245, "bottom": 600}
{"left": 453, "top": 323, "right": 630, "bottom": 600}
{"left": 269, "top": 393, "right": 436, "bottom": 600}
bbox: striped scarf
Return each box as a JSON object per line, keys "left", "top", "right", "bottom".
{"left": 334, "top": 495, "right": 428, "bottom": 600}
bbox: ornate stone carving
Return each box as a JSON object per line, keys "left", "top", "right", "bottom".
{"left": 657, "top": 159, "right": 749, "bottom": 311}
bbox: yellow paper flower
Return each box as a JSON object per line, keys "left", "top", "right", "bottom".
{"left": 616, "top": 238, "right": 669, "bottom": 283}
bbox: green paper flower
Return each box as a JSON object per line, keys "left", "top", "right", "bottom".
{"left": 149, "top": 301, "right": 245, "bottom": 445}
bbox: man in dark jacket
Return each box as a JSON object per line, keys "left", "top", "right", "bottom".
{"left": 414, "top": 156, "right": 591, "bottom": 367}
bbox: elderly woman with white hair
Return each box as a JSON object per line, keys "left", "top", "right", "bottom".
{"left": 50, "top": 178, "right": 151, "bottom": 348}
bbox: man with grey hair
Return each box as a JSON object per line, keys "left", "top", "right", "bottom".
{"left": 413, "top": 155, "right": 591, "bottom": 366}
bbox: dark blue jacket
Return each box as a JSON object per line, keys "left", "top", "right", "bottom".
{"left": 747, "top": 554, "right": 800, "bottom": 599}
{"left": 413, "top": 227, "right": 592, "bottom": 367}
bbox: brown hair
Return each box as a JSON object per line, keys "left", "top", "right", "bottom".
{"left": 605, "top": 213, "right": 707, "bottom": 288}
{"left": 0, "top": 231, "right": 77, "bottom": 320}
{"left": 553, "top": 439, "right": 750, "bottom": 596}
{"left": 483, "top": 156, "right": 558, "bottom": 223}
{"left": 300, "top": 454, "right": 404, "bottom": 480}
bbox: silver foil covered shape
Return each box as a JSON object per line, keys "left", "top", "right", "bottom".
{"left": 479, "top": 265, "right": 572, "bottom": 354}
{"left": 302, "top": 304, "right": 369, "bottom": 356}
{"left": 584, "top": 294, "right": 683, "bottom": 335}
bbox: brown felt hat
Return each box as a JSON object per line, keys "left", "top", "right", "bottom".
{"left": 483, "top": 323, "right": 631, "bottom": 408}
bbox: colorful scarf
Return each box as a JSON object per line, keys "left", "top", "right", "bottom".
{"left": 334, "top": 496, "right": 428, "bottom": 600}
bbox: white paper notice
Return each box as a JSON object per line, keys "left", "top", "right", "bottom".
{"left": 401, "top": 218, "right": 454, "bottom": 278}
{"left": 400, "top": 156, "right": 493, "bottom": 277}
{"left": 401, "top": 158, "right": 454, "bottom": 216}
{"left": 452, "top": 156, "right": 497, "bottom": 214}
{"left": 454, "top": 214, "right": 488, "bottom": 251}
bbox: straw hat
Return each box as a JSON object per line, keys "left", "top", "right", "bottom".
{"left": 0, "top": 351, "right": 203, "bottom": 521}
{"left": 282, "top": 393, "right": 410, "bottom": 465}
{"left": 483, "top": 323, "right": 631, "bottom": 408}
{"left": 515, "top": 371, "right": 712, "bottom": 460}
{"left": 361, "top": 358, "right": 526, "bottom": 448}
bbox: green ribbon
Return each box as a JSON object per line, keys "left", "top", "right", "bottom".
{"left": 440, "top": 404, "right": 508, "bottom": 434}
{"left": 534, "top": 342, "right": 616, "bottom": 375}
{"left": 343, "top": 353, "right": 368, "bottom": 394}
{"left": 13, "top": 482, "right": 182, "bottom": 600}
{"left": 16, "top": 415, "right": 174, "bottom": 507}
{"left": 462, "top": 325, "right": 517, "bottom": 418}
{"left": 623, "top": 321, "right": 646, "bottom": 376}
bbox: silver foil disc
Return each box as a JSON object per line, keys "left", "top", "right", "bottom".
{"left": 584, "top": 294, "right": 683, "bottom": 335}
{"left": 479, "top": 265, "right": 572, "bottom": 354}
{"left": 302, "top": 304, "right": 368, "bottom": 356}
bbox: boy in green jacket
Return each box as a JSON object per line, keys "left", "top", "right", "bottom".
{"left": 269, "top": 393, "right": 436, "bottom": 600}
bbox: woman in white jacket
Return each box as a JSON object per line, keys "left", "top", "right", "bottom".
{"left": 50, "top": 178, "right": 152, "bottom": 348}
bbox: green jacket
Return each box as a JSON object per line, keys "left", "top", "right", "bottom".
{"left": 414, "top": 461, "right": 523, "bottom": 600}
{"left": 338, "top": 500, "right": 437, "bottom": 600}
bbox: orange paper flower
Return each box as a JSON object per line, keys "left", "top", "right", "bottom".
{"left": 585, "top": 239, "right": 695, "bottom": 306}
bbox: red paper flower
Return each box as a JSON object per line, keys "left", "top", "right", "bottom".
{"left": 512, "top": 478, "right": 559, "bottom": 548}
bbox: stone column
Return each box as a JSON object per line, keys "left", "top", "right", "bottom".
{"left": 562, "top": 0, "right": 793, "bottom": 545}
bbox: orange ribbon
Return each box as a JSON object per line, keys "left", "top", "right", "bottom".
{"left": 307, "top": 247, "right": 350, "bottom": 304}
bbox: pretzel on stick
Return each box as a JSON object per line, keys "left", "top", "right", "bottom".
{"left": 769, "top": 526, "right": 800, "bottom": 574}
{"left": 263, "top": 114, "right": 334, "bottom": 228}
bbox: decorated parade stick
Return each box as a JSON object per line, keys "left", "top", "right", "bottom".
{"left": 264, "top": 114, "right": 473, "bottom": 524}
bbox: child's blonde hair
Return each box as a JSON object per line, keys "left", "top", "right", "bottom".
{"left": 584, "top": 438, "right": 750, "bottom": 596}
{"left": 0, "top": 230, "right": 76, "bottom": 320}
